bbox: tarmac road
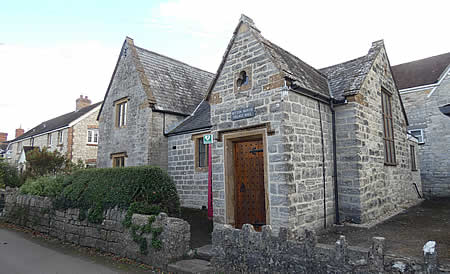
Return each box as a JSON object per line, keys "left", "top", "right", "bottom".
{"left": 0, "top": 227, "right": 148, "bottom": 274}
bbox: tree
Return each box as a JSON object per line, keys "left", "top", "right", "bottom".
{"left": 0, "top": 160, "right": 20, "bottom": 188}
{"left": 25, "top": 147, "right": 71, "bottom": 177}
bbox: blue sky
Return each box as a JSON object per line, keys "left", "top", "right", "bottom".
{"left": 1, "top": 0, "right": 449, "bottom": 139}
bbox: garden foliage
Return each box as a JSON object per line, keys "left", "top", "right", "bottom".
{"left": 19, "top": 175, "right": 65, "bottom": 197}
{"left": 0, "top": 160, "right": 20, "bottom": 188}
{"left": 53, "top": 166, "right": 180, "bottom": 223}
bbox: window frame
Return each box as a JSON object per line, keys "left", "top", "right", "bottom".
{"left": 381, "top": 89, "right": 396, "bottom": 165}
{"left": 409, "top": 129, "right": 424, "bottom": 144}
{"left": 87, "top": 129, "right": 99, "bottom": 145}
{"left": 410, "top": 145, "right": 417, "bottom": 171}
{"left": 111, "top": 152, "right": 127, "bottom": 168}
{"left": 115, "top": 98, "right": 128, "bottom": 128}
{"left": 193, "top": 133, "right": 210, "bottom": 172}
{"left": 47, "top": 133, "right": 53, "bottom": 147}
{"left": 57, "top": 130, "right": 64, "bottom": 145}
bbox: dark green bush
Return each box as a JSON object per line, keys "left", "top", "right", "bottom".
{"left": 19, "top": 175, "right": 65, "bottom": 197}
{"left": 0, "top": 161, "right": 20, "bottom": 188}
{"left": 53, "top": 166, "right": 180, "bottom": 223}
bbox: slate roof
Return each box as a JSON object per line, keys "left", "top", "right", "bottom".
{"left": 11, "top": 102, "right": 102, "bottom": 143}
{"left": 134, "top": 45, "right": 215, "bottom": 115}
{"left": 168, "top": 101, "right": 211, "bottom": 135}
{"left": 260, "top": 39, "right": 330, "bottom": 98}
{"left": 205, "top": 15, "right": 330, "bottom": 100}
{"left": 320, "top": 56, "right": 373, "bottom": 100}
{"left": 391, "top": 52, "right": 450, "bottom": 90}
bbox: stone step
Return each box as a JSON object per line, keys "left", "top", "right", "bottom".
{"left": 167, "top": 259, "right": 214, "bottom": 274}
{"left": 195, "top": 244, "right": 214, "bottom": 261}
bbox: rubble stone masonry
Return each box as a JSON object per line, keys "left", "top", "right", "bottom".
{"left": 335, "top": 45, "right": 422, "bottom": 223}
{"left": 2, "top": 189, "right": 190, "bottom": 269}
{"left": 401, "top": 73, "right": 450, "bottom": 197}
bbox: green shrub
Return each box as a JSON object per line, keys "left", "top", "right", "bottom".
{"left": 19, "top": 175, "right": 65, "bottom": 197}
{"left": 0, "top": 161, "right": 20, "bottom": 188}
{"left": 54, "top": 166, "right": 180, "bottom": 223}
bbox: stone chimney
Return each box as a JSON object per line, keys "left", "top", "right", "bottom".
{"left": 0, "top": 132, "right": 7, "bottom": 143}
{"left": 15, "top": 128, "right": 24, "bottom": 138}
{"left": 76, "top": 95, "right": 91, "bottom": 111}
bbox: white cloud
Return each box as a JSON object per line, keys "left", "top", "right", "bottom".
{"left": 153, "top": 0, "right": 450, "bottom": 69}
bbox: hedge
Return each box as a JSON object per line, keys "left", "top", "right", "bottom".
{"left": 53, "top": 166, "right": 180, "bottom": 222}
{"left": 20, "top": 175, "right": 65, "bottom": 197}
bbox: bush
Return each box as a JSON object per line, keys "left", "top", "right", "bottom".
{"left": 19, "top": 175, "right": 65, "bottom": 197}
{"left": 25, "top": 147, "right": 73, "bottom": 177}
{"left": 0, "top": 161, "right": 20, "bottom": 188}
{"left": 54, "top": 166, "right": 180, "bottom": 223}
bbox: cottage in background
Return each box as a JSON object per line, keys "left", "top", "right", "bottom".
{"left": 6, "top": 96, "right": 101, "bottom": 168}
{"left": 393, "top": 53, "right": 450, "bottom": 197}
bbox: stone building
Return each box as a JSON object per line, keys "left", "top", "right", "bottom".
{"left": 167, "top": 15, "right": 421, "bottom": 234}
{"left": 6, "top": 96, "right": 101, "bottom": 168}
{"left": 96, "top": 37, "right": 214, "bottom": 169}
{"left": 392, "top": 53, "right": 450, "bottom": 197}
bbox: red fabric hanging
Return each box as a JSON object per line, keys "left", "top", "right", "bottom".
{"left": 207, "top": 143, "right": 213, "bottom": 219}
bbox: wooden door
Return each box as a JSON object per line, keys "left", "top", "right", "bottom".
{"left": 234, "top": 139, "right": 266, "bottom": 230}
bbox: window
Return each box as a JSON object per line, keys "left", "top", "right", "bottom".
{"left": 194, "top": 135, "right": 209, "bottom": 172}
{"left": 47, "top": 133, "right": 53, "bottom": 147}
{"left": 16, "top": 142, "right": 22, "bottom": 153}
{"left": 237, "top": 71, "right": 249, "bottom": 87}
{"left": 410, "top": 145, "right": 417, "bottom": 171}
{"left": 111, "top": 152, "right": 126, "bottom": 168}
{"left": 87, "top": 129, "right": 99, "bottom": 144}
{"left": 234, "top": 67, "right": 252, "bottom": 92}
{"left": 381, "top": 90, "right": 396, "bottom": 165}
{"left": 115, "top": 99, "right": 128, "bottom": 128}
{"left": 57, "top": 131, "right": 63, "bottom": 144}
{"left": 198, "top": 138, "right": 208, "bottom": 168}
{"left": 409, "top": 129, "right": 424, "bottom": 144}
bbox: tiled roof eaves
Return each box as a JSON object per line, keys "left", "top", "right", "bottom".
{"left": 134, "top": 45, "right": 215, "bottom": 76}
{"left": 11, "top": 102, "right": 102, "bottom": 143}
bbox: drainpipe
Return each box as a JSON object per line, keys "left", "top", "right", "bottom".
{"left": 317, "top": 102, "right": 327, "bottom": 229}
{"left": 330, "top": 100, "right": 341, "bottom": 225}
{"left": 288, "top": 82, "right": 345, "bottom": 226}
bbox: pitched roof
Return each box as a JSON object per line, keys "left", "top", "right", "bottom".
{"left": 206, "top": 15, "right": 330, "bottom": 100}
{"left": 261, "top": 39, "right": 330, "bottom": 98}
{"left": 391, "top": 52, "right": 450, "bottom": 90}
{"left": 11, "top": 102, "right": 102, "bottom": 143}
{"left": 167, "top": 101, "right": 211, "bottom": 135}
{"left": 134, "top": 46, "right": 215, "bottom": 115}
{"left": 320, "top": 41, "right": 383, "bottom": 100}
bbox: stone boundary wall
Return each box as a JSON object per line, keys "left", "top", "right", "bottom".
{"left": 2, "top": 189, "right": 190, "bottom": 269}
{"left": 212, "top": 224, "right": 443, "bottom": 273}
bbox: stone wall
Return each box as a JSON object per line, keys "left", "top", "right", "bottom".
{"left": 212, "top": 224, "right": 442, "bottom": 273}
{"left": 168, "top": 133, "right": 209, "bottom": 208}
{"left": 209, "top": 18, "right": 337, "bottom": 233}
{"left": 334, "top": 44, "right": 422, "bottom": 223}
{"left": 97, "top": 41, "right": 151, "bottom": 168}
{"left": 2, "top": 189, "right": 190, "bottom": 269}
{"left": 401, "top": 72, "right": 450, "bottom": 197}
{"left": 284, "top": 92, "right": 335, "bottom": 233}
{"left": 97, "top": 41, "right": 184, "bottom": 170}
{"left": 209, "top": 19, "right": 289, "bottom": 232}
{"left": 148, "top": 112, "right": 184, "bottom": 170}
{"left": 71, "top": 108, "right": 100, "bottom": 165}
